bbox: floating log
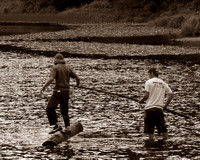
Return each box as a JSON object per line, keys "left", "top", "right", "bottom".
{"left": 42, "top": 121, "right": 83, "bottom": 147}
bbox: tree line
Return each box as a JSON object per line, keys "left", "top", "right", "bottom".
{"left": 21, "top": 0, "right": 94, "bottom": 13}
{"left": 20, "top": 0, "right": 199, "bottom": 13}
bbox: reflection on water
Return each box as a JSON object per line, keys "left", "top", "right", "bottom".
{"left": 0, "top": 52, "right": 199, "bottom": 159}
{"left": 0, "top": 22, "right": 68, "bottom": 35}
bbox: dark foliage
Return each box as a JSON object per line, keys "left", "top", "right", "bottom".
{"left": 20, "top": 0, "right": 199, "bottom": 14}
{"left": 21, "top": 0, "right": 94, "bottom": 13}
{"left": 53, "top": 0, "right": 94, "bottom": 11}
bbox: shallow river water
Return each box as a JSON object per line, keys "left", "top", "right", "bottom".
{"left": 0, "top": 22, "right": 200, "bottom": 159}
{"left": 0, "top": 52, "right": 199, "bottom": 159}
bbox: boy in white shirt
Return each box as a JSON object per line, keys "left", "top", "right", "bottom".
{"left": 139, "top": 68, "right": 173, "bottom": 141}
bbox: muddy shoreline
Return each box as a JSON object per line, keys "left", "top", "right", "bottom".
{"left": 0, "top": 22, "right": 199, "bottom": 65}
{"left": 0, "top": 21, "right": 199, "bottom": 46}
{"left": 0, "top": 44, "right": 199, "bottom": 65}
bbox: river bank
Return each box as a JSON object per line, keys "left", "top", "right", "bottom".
{"left": 0, "top": 22, "right": 200, "bottom": 64}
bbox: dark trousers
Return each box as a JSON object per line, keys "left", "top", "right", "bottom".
{"left": 144, "top": 108, "right": 167, "bottom": 134}
{"left": 46, "top": 90, "right": 70, "bottom": 127}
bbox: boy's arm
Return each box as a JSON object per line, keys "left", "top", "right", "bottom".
{"left": 75, "top": 76, "right": 80, "bottom": 87}
{"left": 41, "top": 67, "right": 56, "bottom": 93}
{"left": 138, "top": 91, "right": 149, "bottom": 104}
{"left": 71, "top": 69, "right": 80, "bottom": 87}
{"left": 41, "top": 77, "right": 54, "bottom": 92}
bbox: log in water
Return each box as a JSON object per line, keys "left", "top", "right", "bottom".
{"left": 42, "top": 122, "right": 83, "bottom": 147}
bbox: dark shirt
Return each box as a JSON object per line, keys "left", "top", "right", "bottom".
{"left": 50, "top": 64, "right": 77, "bottom": 91}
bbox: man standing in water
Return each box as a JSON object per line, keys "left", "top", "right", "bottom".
{"left": 41, "top": 53, "right": 80, "bottom": 134}
{"left": 138, "top": 68, "right": 173, "bottom": 141}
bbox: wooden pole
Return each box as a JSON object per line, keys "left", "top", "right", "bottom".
{"left": 166, "top": 108, "right": 191, "bottom": 119}
{"left": 76, "top": 85, "right": 139, "bottom": 101}
{"left": 42, "top": 121, "right": 83, "bottom": 147}
{"left": 75, "top": 85, "right": 192, "bottom": 120}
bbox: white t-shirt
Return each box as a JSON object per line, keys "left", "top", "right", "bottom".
{"left": 145, "top": 77, "right": 172, "bottom": 110}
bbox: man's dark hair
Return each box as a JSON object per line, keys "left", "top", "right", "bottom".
{"left": 148, "top": 68, "right": 159, "bottom": 77}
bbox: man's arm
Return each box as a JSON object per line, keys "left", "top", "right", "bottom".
{"left": 163, "top": 93, "right": 173, "bottom": 109}
{"left": 138, "top": 91, "right": 149, "bottom": 104}
{"left": 41, "top": 77, "right": 54, "bottom": 92}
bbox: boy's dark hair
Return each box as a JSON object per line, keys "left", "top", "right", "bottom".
{"left": 148, "top": 68, "right": 159, "bottom": 77}
{"left": 54, "top": 53, "right": 65, "bottom": 65}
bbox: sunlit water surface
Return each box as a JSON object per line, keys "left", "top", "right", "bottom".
{"left": 0, "top": 52, "right": 199, "bottom": 159}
